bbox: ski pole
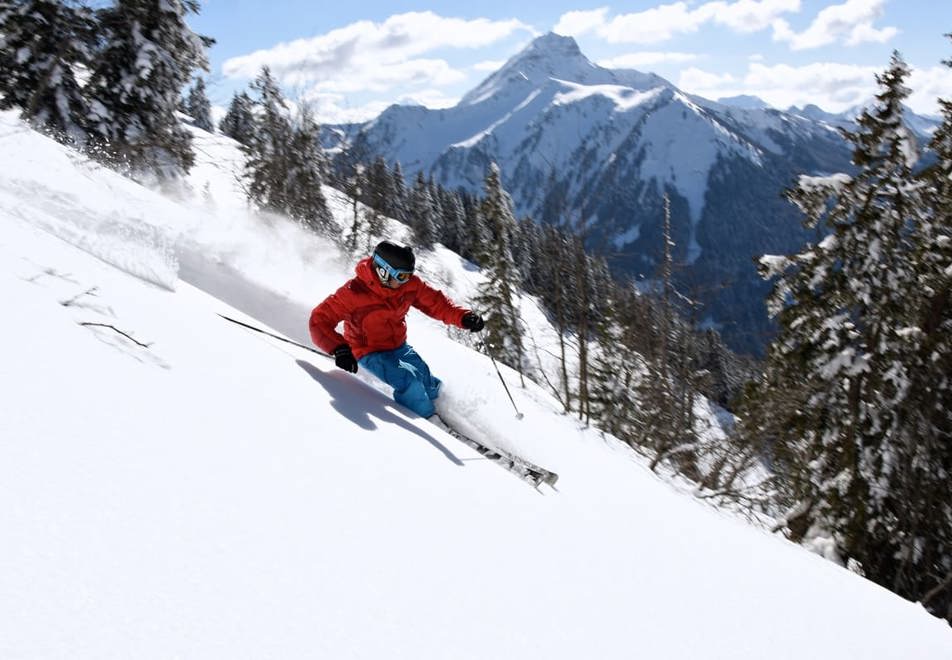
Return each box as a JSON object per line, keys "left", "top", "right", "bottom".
{"left": 484, "top": 344, "right": 524, "bottom": 420}
{"left": 218, "top": 313, "right": 331, "bottom": 358}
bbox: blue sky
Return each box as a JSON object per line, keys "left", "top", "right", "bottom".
{"left": 188, "top": 1, "right": 952, "bottom": 122}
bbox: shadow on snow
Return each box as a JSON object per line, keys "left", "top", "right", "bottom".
{"left": 296, "top": 359, "right": 464, "bottom": 467}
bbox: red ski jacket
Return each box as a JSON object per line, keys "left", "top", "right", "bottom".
{"left": 309, "top": 257, "right": 470, "bottom": 359}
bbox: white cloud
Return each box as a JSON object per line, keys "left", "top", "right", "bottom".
{"left": 553, "top": 1, "right": 800, "bottom": 44}
{"left": 300, "top": 91, "right": 392, "bottom": 124}
{"left": 743, "top": 61, "right": 880, "bottom": 108}
{"left": 678, "top": 61, "right": 879, "bottom": 111}
{"left": 394, "top": 89, "right": 461, "bottom": 109}
{"left": 223, "top": 11, "right": 532, "bottom": 95}
{"left": 295, "top": 58, "right": 466, "bottom": 95}
{"left": 473, "top": 59, "right": 507, "bottom": 72}
{"left": 908, "top": 65, "right": 952, "bottom": 116}
{"left": 679, "top": 67, "right": 738, "bottom": 90}
{"left": 711, "top": 0, "right": 802, "bottom": 33}
{"left": 598, "top": 2, "right": 713, "bottom": 44}
{"left": 304, "top": 87, "right": 463, "bottom": 125}
{"left": 598, "top": 51, "right": 699, "bottom": 69}
{"left": 553, "top": 7, "right": 610, "bottom": 37}
{"left": 772, "top": 0, "right": 897, "bottom": 50}
{"left": 675, "top": 59, "right": 950, "bottom": 114}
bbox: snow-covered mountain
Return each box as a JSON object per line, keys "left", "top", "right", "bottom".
{"left": 787, "top": 101, "right": 940, "bottom": 138}
{"left": 3, "top": 108, "right": 952, "bottom": 660}
{"left": 334, "top": 33, "right": 939, "bottom": 354}
{"left": 718, "top": 94, "right": 773, "bottom": 110}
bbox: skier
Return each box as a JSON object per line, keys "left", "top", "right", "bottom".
{"left": 309, "top": 240, "right": 485, "bottom": 418}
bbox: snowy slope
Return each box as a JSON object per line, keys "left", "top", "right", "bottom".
{"left": 2, "top": 112, "right": 951, "bottom": 659}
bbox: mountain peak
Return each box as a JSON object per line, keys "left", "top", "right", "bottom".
{"left": 460, "top": 33, "right": 597, "bottom": 105}
{"left": 717, "top": 94, "right": 771, "bottom": 110}
{"left": 500, "top": 32, "right": 592, "bottom": 77}
{"left": 522, "top": 32, "right": 583, "bottom": 58}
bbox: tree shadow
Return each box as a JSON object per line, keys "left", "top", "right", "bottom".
{"left": 296, "top": 360, "right": 464, "bottom": 467}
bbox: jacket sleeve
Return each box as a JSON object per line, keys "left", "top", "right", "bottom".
{"left": 309, "top": 285, "right": 351, "bottom": 353}
{"left": 411, "top": 279, "right": 469, "bottom": 328}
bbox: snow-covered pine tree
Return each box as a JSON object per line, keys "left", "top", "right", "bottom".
{"left": 461, "top": 192, "right": 491, "bottom": 265}
{"left": 242, "top": 66, "right": 292, "bottom": 215}
{"left": 901, "top": 38, "right": 952, "bottom": 622}
{"left": 0, "top": 0, "right": 96, "bottom": 145}
{"left": 755, "top": 53, "right": 935, "bottom": 584}
{"left": 537, "top": 224, "right": 574, "bottom": 411}
{"left": 439, "top": 189, "right": 466, "bottom": 254}
{"left": 389, "top": 162, "right": 410, "bottom": 225}
{"left": 362, "top": 156, "right": 391, "bottom": 246}
{"left": 364, "top": 157, "right": 389, "bottom": 210}
{"left": 639, "top": 194, "right": 703, "bottom": 476}
{"left": 567, "top": 233, "right": 594, "bottom": 420}
{"left": 184, "top": 77, "right": 213, "bottom": 132}
{"left": 285, "top": 105, "right": 334, "bottom": 235}
{"left": 409, "top": 170, "right": 439, "bottom": 249}
{"left": 474, "top": 163, "right": 524, "bottom": 373}
{"left": 85, "top": 0, "right": 212, "bottom": 178}
{"left": 427, "top": 175, "right": 445, "bottom": 236}
{"left": 218, "top": 91, "right": 255, "bottom": 145}
{"left": 343, "top": 163, "right": 365, "bottom": 252}
{"left": 241, "top": 71, "right": 333, "bottom": 236}
{"left": 588, "top": 284, "right": 645, "bottom": 446}
{"left": 511, "top": 217, "right": 538, "bottom": 290}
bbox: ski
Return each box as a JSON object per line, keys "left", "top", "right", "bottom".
{"left": 430, "top": 415, "right": 559, "bottom": 490}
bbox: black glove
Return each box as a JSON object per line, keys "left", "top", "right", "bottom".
{"left": 461, "top": 312, "right": 484, "bottom": 333}
{"left": 333, "top": 344, "right": 358, "bottom": 373}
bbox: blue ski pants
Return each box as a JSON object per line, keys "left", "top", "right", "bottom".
{"left": 359, "top": 343, "right": 442, "bottom": 418}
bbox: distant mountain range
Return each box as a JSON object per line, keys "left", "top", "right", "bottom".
{"left": 327, "top": 33, "right": 939, "bottom": 356}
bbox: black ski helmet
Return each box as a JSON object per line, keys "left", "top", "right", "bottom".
{"left": 372, "top": 240, "right": 415, "bottom": 273}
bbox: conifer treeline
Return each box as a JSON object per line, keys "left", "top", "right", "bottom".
{"left": 330, "top": 143, "right": 758, "bottom": 498}
{"left": 742, "top": 50, "right": 952, "bottom": 622}
{"left": 0, "top": 0, "right": 213, "bottom": 178}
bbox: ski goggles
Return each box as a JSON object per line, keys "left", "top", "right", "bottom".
{"left": 373, "top": 253, "right": 413, "bottom": 284}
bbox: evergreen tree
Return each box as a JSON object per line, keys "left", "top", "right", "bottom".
{"left": 441, "top": 191, "right": 466, "bottom": 254}
{"left": 634, "top": 194, "right": 701, "bottom": 475}
{"left": 0, "top": 0, "right": 96, "bottom": 145}
{"left": 427, "top": 177, "right": 449, "bottom": 246}
{"left": 185, "top": 77, "right": 213, "bottom": 132}
{"left": 218, "top": 91, "right": 255, "bottom": 145}
{"left": 511, "top": 217, "right": 538, "bottom": 290}
{"left": 85, "top": 0, "right": 212, "bottom": 177}
{"left": 902, "top": 38, "right": 952, "bottom": 622}
{"left": 242, "top": 66, "right": 293, "bottom": 215}
{"left": 365, "top": 157, "right": 390, "bottom": 211}
{"left": 389, "top": 162, "right": 409, "bottom": 225}
{"left": 538, "top": 225, "right": 574, "bottom": 410}
{"left": 474, "top": 163, "right": 524, "bottom": 371}
{"left": 409, "top": 170, "right": 439, "bottom": 248}
{"left": 589, "top": 286, "right": 644, "bottom": 444}
{"left": 362, "top": 156, "right": 391, "bottom": 246}
{"left": 343, "top": 162, "right": 366, "bottom": 252}
{"left": 285, "top": 105, "right": 333, "bottom": 234}
{"left": 753, "top": 53, "right": 942, "bottom": 593}
{"left": 242, "top": 69, "right": 333, "bottom": 235}
{"left": 461, "top": 192, "right": 491, "bottom": 265}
